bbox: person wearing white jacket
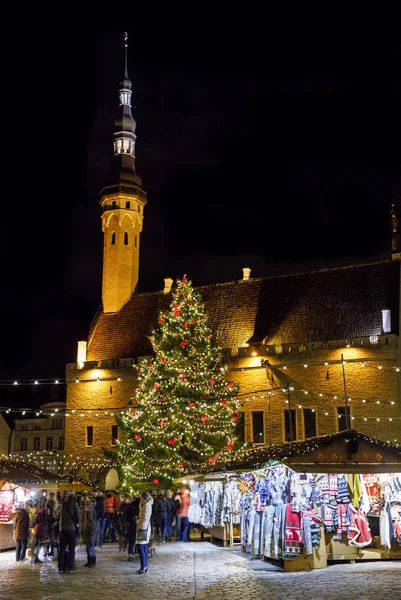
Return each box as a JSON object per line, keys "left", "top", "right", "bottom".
{"left": 135, "top": 491, "right": 153, "bottom": 574}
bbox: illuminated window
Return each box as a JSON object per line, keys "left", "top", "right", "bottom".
{"left": 252, "top": 411, "right": 264, "bottom": 443}
{"left": 303, "top": 408, "right": 316, "bottom": 438}
{"left": 33, "top": 437, "right": 40, "bottom": 450}
{"left": 234, "top": 412, "right": 245, "bottom": 442}
{"left": 111, "top": 425, "right": 118, "bottom": 446}
{"left": 284, "top": 409, "right": 297, "bottom": 442}
{"left": 46, "top": 436, "right": 53, "bottom": 450}
{"left": 20, "top": 437, "right": 27, "bottom": 451}
{"left": 111, "top": 232, "right": 116, "bottom": 245}
{"left": 124, "top": 232, "right": 128, "bottom": 245}
{"left": 59, "top": 436, "right": 64, "bottom": 450}
{"left": 86, "top": 426, "right": 94, "bottom": 447}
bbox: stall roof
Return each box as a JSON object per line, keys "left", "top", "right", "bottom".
{"left": 0, "top": 459, "right": 69, "bottom": 486}
{"left": 185, "top": 430, "right": 401, "bottom": 476}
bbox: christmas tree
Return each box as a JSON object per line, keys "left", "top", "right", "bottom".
{"left": 108, "top": 275, "right": 245, "bottom": 492}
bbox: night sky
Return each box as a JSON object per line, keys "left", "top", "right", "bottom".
{"left": 0, "top": 25, "right": 400, "bottom": 401}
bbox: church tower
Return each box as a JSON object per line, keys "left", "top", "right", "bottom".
{"left": 100, "top": 33, "right": 147, "bottom": 313}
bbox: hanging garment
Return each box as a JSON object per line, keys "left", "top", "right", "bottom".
{"left": 379, "top": 498, "right": 393, "bottom": 549}
{"left": 262, "top": 504, "right": 275, "bottom": 558}
{"left": 283, "top": 503, "right": 303, "bottom": 558}
{"left": 347, "top": 505, "right": 372, "bottom": 548}
{"left": 358, "top": 474, "right": 371, "bottom": 514}
{"left": 352, "top": 474, "right": 362, "bottom": 507}
{"left": 337, "top": 474, "right": 351, "bottom": 504}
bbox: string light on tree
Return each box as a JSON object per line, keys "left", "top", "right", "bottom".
{"left": 105, "top": 275, "right": 248, "bottom": 491}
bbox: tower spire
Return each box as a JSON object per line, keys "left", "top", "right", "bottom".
{"left": 99, "top": 33, "right": 147, "bottom": 313}
{"left": 124, "top": 31, "right": 128, "bottom": 79}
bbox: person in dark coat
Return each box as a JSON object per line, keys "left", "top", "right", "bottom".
{"left": 126, "top": 495, "right": 141, "bottom": 561}
{"left": 93, "top": 490, "right": 105, "bottom": 548}
{"left": 157, "top": 492, "right": 168, "bottom": 543}
{"left": 58, "top": 492, "right": 81, "bottom": 574}
{"left": 83, "top": 507, "right": 97, "bottom": 568}
{"left": 164, "top": 491, "right": 177, "bottom": 541}
{"left": 12, "top": 504, "right": 30, "bottom": 562}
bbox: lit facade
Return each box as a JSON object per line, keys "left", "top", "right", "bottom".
{"left": 10, "top": 402, "right": 66, "bottom": 474}
{"left": 64, "top": 36, "right": 401, "bottom": 487}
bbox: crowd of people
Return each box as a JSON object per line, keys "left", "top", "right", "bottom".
{"left": 11, "top": 485, "right": 191, "bottom": 575}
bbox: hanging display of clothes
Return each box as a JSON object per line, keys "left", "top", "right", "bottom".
{"left": 237, "top": 465, "right": 401, "bottom": 563}
{"left": 188, "top": 477, "right": 242, "bottom": 533}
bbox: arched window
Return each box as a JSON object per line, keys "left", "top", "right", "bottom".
{"left": 111, "top": 232, "right": 116, "bottom": 245}
{"left": 124, "top": 232, "right": 128, "bottom": 246}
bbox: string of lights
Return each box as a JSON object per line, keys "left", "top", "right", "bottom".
{"left": 0, "top": 355, "right": 399, "bottom": 387}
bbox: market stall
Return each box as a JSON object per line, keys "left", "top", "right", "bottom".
{"left": 175, "top": 472, "right": 243, "bottom": 546}
{"left": 0, "top": 459, "right": 67, "bottom": 551}
{"left": 183, "top": 430, "right": 401, "bottom": 571}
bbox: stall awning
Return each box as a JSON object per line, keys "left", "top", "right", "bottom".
{"left": 184, "top": 430, "right": 401, "bottom": 476}
{"left": 0, "top": 459, "right": 69, "bottom": 487}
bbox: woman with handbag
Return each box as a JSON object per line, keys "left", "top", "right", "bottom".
{"left": 135, "top": 491, "right": 153, "bottom": 574}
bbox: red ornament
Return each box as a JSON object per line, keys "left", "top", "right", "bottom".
{"left": 179, "top": 462, "right": 184, "bottom": 469}
{"left": 201, "top": 415, "right": 207, "bottom": 422}
{"left": 232, "top": 416, "right": 238, "bottom": 422}
{"left": 160, "top": 357, "right": 166, "bottom": 363}
{"left": 153, "top": 442, "right": 157, "bottom": 446}
{"left": 193, "top": 364, "right": 197, "bottom": 370}
{"left": 181, "top": 340, "right": 188, "bottom": 347}
{"left": 179, "top": 373, "right": 186, "bottom": 379}
{"left": 209, "top": 379, "right": 215, "bottom": 386}
{"left": 154, "top": 383, "right": 160, "bottom": 389}
{"left": 183, "top": 322, "right": 188, "bottom": 328}
{"left": 131, "top": 410, "right": 137, "bottom": 416}
{"left": 149, "top": 362, "right": 153, "bottom": 368}
{"left": 160, "top": 419, "right": 165, "bottom": 427}
{"left": 188, "top": 402, "right": 195, "bottom": 408}
{"left": 190, "top": 301, "right": 195, "bottom": 305}
{"left": 174, "top": 302, "right": 179, "bottom": 308}
{"left": 138, "top": 385, "right": 143, "bottom": 390}
{"left": 153, "top": 478, "right": 159, "bottom": 485}
{"left": 182, "top": 278, "right": 187, "bottom": 283}
{"left": 159, "top": 317, "right": 165, "bottom": 322}
{"left": 174, "top": 309, "right": 182, "bottom": 316}
{"left": 134, "top": 433, "right": 141, "bottom": 440}
{"left": 221, "top": 400, "right": 227, "bottom": 406}
{"left": 205, "top": 336, "right": 210, "bottom": 340}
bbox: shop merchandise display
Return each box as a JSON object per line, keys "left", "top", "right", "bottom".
{"left": 238, "top": 465, "right": 401, "bottom": 560}
{"left": 188, "top": 477, "right": 242, "bottom": 529}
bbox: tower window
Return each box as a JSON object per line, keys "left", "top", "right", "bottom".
{"left": 303, "top": 408, "right": 317, "bottom": 439}
{"left": 111, "top": 232, "right": 116, "bottom": 245}
{"left": 86, "top": 426, "right": 93, "bottom": 447}
{"left": 46, "top": 436, "right": 53, "bottom": 450}
{"left": 234, "top": 412, "right": 245, "bottom": 442}
{"left": 134, "top": 235, "right": 137, "bottom": 248}
{"left": 124, "top": 232, "right": 128, "bottom": 245}
{"left": 252, "top": 411, "right": 264, "bottom": 444}
{"left": 126, "top": 201, "right": 130, "bottom": 209}
{"left": 284, "top": 409, "right": 297, "bottom": 442}
{"left": 20, "top": 437, "right": 27, "bottom": 451}
{"left": 112, "top": 200, "right": 116, "bottom": 208}
{"left": 33, "top": 437, "right": 40, "bottom": 451}
{"left": 111, "top": 425, "right": 118, "bottom": 446}
{"left": 337, "top": 406, "right": 350, "bottom": 431}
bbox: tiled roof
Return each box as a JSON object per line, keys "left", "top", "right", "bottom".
{"left": 87, "top": 260, "right": 399, "bottom": 361}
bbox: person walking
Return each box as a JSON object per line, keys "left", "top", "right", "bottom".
{"left": 101, "top": 492, "right": 117, "bottom": 544}
{"left": 12, "top": 503, "right": 30, "bottom": 562}
{"left": 126, "top": 495, "right": 140, "bottom": 561}
{"left": 93, "top": 490, "right": 104, "bottom": 549}
{"left": 180, "top": 487, "right": 191, "bottom": 542}
{"left": 58, "top": 492, "right": 81, "bottom": 574}
{"left": 83, "top": 507, "right": 97, "bottom": 568}
{"left": 135, "top": 491, "right": 153, "bottom": 574}
{"left": 45, "top": 492, "right": 58, "bottom": 558}
{"left": 165, "top": 491, "right": 177, "bottom": 541}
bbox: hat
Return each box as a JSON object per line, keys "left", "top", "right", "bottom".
{"left": 151, "top": 490, "right": 157, "bottom": 496}
{"left": 142, "top": 491, "right": 151, "bottom": 499}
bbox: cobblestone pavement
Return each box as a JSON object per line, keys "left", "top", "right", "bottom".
{"left": 0, "top": 538, "right": 400, "bottom": 600}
